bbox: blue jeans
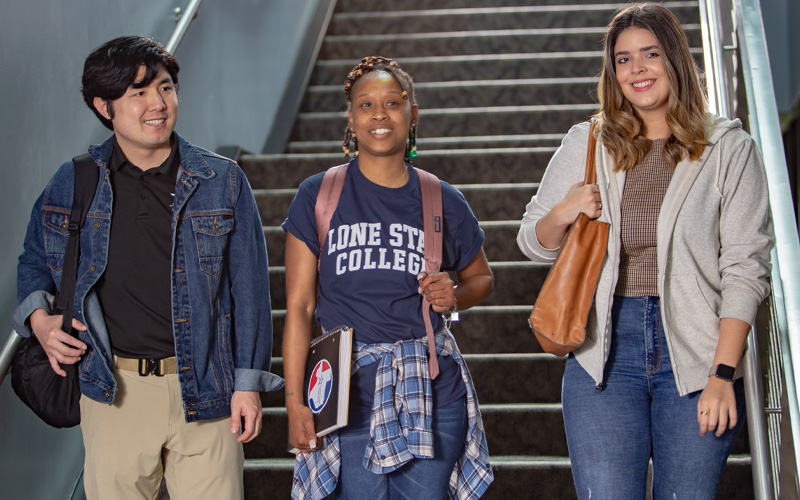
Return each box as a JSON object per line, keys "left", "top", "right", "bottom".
{"left": 334, "top": 397, "right": 468, "bottom": 500}
{"left": 562, "top": 296, "right": 746, "bottom": 500}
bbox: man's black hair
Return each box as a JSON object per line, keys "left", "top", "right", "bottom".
{"left": 81, "top": 36, "right": 179, "bottom": 130}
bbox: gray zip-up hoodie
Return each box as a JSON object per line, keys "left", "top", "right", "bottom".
{"left": 517, "top": 114, "right": 774, "bottom": 396}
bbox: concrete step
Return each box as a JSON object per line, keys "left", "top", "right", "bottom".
{"left": 300, "top": 78, "right": 599, "bottom": 113}
{"left": 328, "top": 3, "right": 700, "bottom": 36}
{"left": 285, "top": 134, "right": 565, "bottom": 153}
{"left": 318, "top": 26, "right": 701, "bottom": 60}
{"left": 334, "top": 0, "right": 661, "bottom": 13}
{"left": 308, "top": 51, "right": 703, "bottom": 85}
{"left": 290, "top": 104, "right": 596, "bottom": 142}
{"left": 240, "top": 148, "right": 555, "bottom": 189}
{"left": 310, "top": 53, "right": 604, "bottom": 85}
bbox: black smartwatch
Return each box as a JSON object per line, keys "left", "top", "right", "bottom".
{"left": 709, "top": 363, "right": 736, "bottom": 382}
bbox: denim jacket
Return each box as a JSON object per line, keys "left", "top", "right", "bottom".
{"left": 14, "top": 133, "right": 284, "bottom": 422}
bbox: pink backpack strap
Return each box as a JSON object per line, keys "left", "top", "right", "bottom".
{"left": 315, "top": 164, "right": 348, "bottom": 254}
{"left": 415, "top": 167, "right": 444, "bottom": 379}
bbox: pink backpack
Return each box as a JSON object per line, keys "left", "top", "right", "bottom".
{"left": 313, "top": 164, "right": 444, "bottom": 378}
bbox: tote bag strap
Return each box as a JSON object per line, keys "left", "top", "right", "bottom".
{"left": 583, "top": 121, "right": 598, "bottom": 185}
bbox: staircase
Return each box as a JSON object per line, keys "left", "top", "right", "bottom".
{"left": 238, "top": 1, "right": 755, "bottom": 498}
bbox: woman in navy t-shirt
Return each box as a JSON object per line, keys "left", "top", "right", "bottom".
{"left": 283, "top": 56, "right": 494, "bottom": 500}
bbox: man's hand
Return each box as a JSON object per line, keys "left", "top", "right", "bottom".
{"left": 231, "top": 390, "right": 263, "bottom": 443}
{"left": 30, "top": 308, "right": 87, "bottom": 377}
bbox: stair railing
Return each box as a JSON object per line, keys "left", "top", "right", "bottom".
{"left": 0, "top": 0, "right": 204, "bottom": 390}
{"left": 0, "top": 330, "right": 20, "bottom": 386}
{"left": 165, "top": 0, "right": 203, "bottom": 54}
{"left": 701, "top": 0, "right": 800, "bottom": 498}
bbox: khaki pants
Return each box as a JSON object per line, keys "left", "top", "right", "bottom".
{"left": 80, "top": 369, "right": 243, "bottom": 500}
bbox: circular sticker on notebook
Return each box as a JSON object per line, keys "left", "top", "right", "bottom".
{"left": 308, "top": 359, "right": 333, "bottom": 414}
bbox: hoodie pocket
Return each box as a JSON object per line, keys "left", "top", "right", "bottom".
{"left": 664, "top": 274, "right": 721, "bottom": 354}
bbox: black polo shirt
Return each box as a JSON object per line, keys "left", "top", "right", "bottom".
{"left": 95, "top": 136, "right": 179, "bottom": 359}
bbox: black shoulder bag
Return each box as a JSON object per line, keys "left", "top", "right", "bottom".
{"left": 11, "top": 154, "right": 99, "bottom": 428}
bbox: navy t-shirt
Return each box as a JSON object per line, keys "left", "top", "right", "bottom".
{"left": 283, "top": 160, "right": 484, "bottom": 410}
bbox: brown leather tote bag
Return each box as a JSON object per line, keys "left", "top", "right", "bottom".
{"left": 529, "top": 122, "right": 609, "bottom": 356}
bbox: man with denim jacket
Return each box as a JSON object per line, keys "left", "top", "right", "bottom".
{"left": 12, "top": 36, "right": 282, "bottom": 499}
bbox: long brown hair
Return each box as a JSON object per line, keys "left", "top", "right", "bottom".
{"left": 595, "top": 3, "right": 708, "bottom": 171}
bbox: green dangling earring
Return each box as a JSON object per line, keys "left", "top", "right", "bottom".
{"left": 405, "top": 130, "right": 418, "bottom": 163}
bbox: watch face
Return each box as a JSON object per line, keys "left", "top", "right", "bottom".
{"left": 715, "top": 364, "right": 736, "bottom": 381}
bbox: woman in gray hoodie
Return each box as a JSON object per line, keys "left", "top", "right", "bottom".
{"left": 517, "top": 4, "right": 774, "bottom": 499}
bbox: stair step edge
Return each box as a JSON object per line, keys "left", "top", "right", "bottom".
{"left": 308, "top": 78, "right": 599, "bottom": 92}
{"left": 334, "top": 2, "right": 697, "bottom": 19}
{"left": 325, "top": 25, "right": 699, "bottom": 41}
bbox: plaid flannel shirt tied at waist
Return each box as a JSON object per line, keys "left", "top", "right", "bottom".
{"left": 291, "top": 328, "right": 493, "bottom": 500}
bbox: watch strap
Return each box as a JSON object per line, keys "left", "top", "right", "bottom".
{"left": 709, "top": 363, "right": 736, "bottom": 382}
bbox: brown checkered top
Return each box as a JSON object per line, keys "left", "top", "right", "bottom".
{"left": 615, "top": 138, "right": 673, "bottom": 297}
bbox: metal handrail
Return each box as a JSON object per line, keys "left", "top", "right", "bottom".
{"left": 165, "top": 0, "right": 204, "bottom": 54}
{"left": 701, "top": 0, "right": 800, "bottom": 497}
{"left": 699, "top": 0, "right": 729, "bottom": 116}
{"left": 734, "top": 0, "right": 800, "bottom": 493}
{"left": 0, "top": 330, "right": 22, "bottom": 386}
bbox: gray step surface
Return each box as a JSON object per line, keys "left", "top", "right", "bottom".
{"left": 308, "top": 51, "right": 703, "bottom": 85}
{"left": 310, "top": 53, "right": 605, "bottom": 85}
{"left": 335, "top": 0, "right": 663, "bottom": 12}
{"left": 318, "top": 26, "right": 701, "bottom": 59}
{"left": 290, "top": 105, "right": 596, "bottom": 142}
{"left": 301, "top": 78, "right": 600, "bottom": 112}
{"left": 240, "top": 148, "right": 556, "bottom": 189}
{"left": 329, "top": 3, "right": 701, "bottom": 36}
{"left": 285, "top": 134, "right": 565, "bottom": 153}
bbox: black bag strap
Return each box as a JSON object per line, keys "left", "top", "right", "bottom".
{"left": 54, "top": 153, "right": 99, "bottom": 335}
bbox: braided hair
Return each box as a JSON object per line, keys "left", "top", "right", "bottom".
{"left": 342, "top": 56, "right": 418, "bottom": 162}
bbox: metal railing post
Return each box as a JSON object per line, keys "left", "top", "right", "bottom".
{"left": 744, "top": 328, "right": 778, "bottom": 498}
{"left": 0, "top": 331, "right": 22, "bottom": 386}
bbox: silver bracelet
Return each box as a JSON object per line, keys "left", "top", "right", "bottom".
{"left": 443, "top": 294, "right": 459, "bottom": 330}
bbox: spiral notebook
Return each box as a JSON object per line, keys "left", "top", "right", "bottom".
{"left": 289, "top": 325, "right": 352, "bottom": 454}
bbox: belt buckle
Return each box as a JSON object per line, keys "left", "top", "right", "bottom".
{"left": 138, "top": 358, "right": 164, "bottom": 377}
